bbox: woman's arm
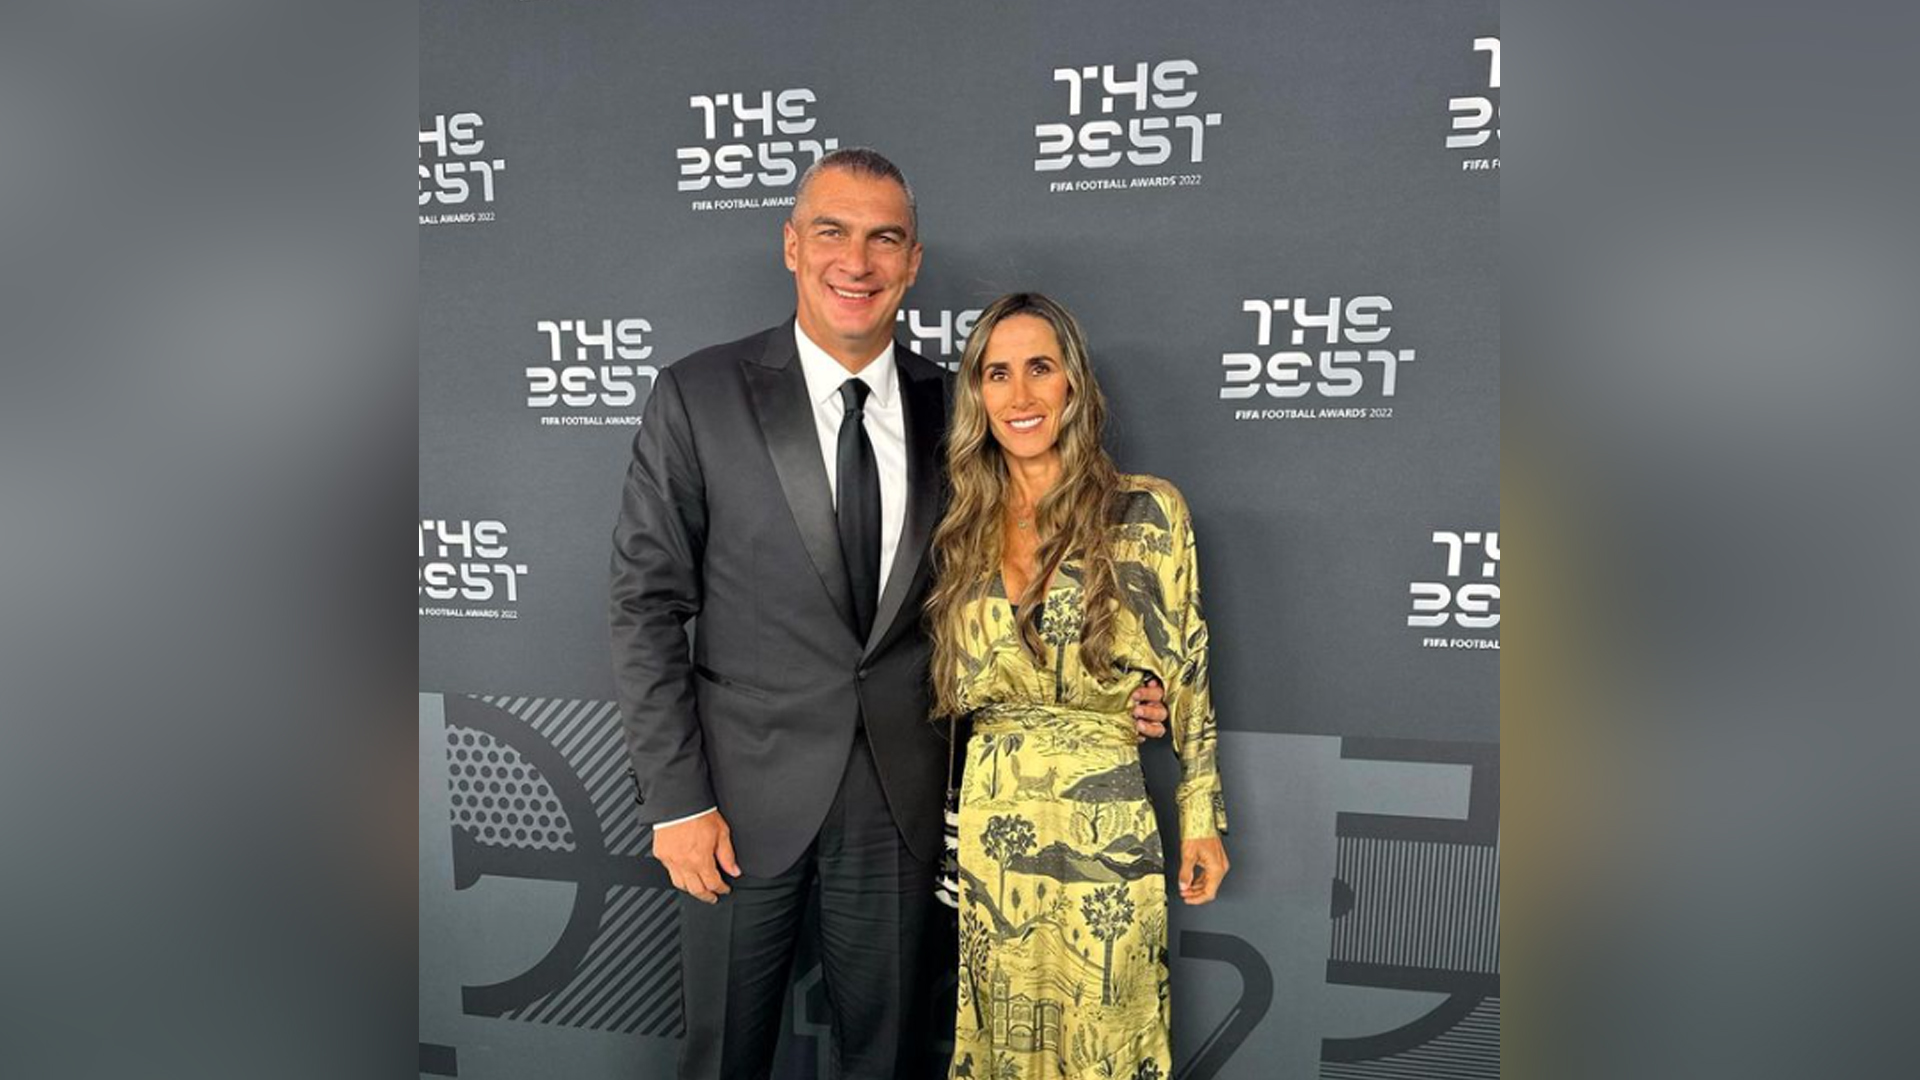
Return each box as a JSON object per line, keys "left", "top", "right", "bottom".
{"left": 1161, "top": 484, "right": 1227, "bottom": 840}
{"left": 1158, "top": 483, "right": 1230, "bottom": 903}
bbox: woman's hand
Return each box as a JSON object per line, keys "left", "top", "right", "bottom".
{"left": 1178, "top": 836, "right": 1229, "bottom": 904}
{"left": 1130, "top": 677, "right": 1168, "bottom": 741}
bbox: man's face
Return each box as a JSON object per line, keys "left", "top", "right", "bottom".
{"left": 783, "top": 168, "right": 922, "bottom": 366}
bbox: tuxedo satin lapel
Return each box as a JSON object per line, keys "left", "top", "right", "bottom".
{"left": 744, "top": 346, "right": 859, "bottom": 638}
{"left": 865, "top": 360, "right": 943, "bottom": 658}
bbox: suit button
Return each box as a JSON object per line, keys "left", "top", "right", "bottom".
{"left": 856, "top": 669, "right": 870, "bottom": 681}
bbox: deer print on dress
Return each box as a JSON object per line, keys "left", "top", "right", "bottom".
{"left": 1009, "top": 755, "right": 1057, "bottom": 800}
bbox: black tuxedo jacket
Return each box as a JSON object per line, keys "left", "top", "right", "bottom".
{"left": 610, "top": 319, "right": 952, "bottom": 877}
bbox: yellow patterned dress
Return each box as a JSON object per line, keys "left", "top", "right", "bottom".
{"left": 948, "top": 477, "right": 1227, "bottom": 1080}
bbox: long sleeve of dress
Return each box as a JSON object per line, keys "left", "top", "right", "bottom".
{"left": 1160, "top": 486, "right": 1228, "bottom": 840}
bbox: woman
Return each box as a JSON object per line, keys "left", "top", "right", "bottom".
{"left": 928, "top": 293, "right": 1228, "bottom": 1080}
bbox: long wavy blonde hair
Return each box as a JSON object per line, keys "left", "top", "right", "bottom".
{"left": 926, "top": 293, "right": 1124, "bottom": 718}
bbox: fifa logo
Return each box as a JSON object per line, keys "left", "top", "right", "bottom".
{"left": 1408, "top": 530, "right": 1500, "bottom": 631}
{"left": 420, "top": 113, "right": 505, "bottom": 206}
{"left": 1035, "top": 60, "right": 1223, "bottom": 172}
{"left": 1447, "top": 38, "right": 1500, "bottom": 170}
{"left": 1220, "top": 296, "right": 1417, "bottom": 400}
{"left": 676, "top": 89, "right": 840, "bottom": 192}
{"left": 525, "top": 319, "right": 658, "bottom": 413}
{"left": 896, "top": 308, "right": 982, "bottom": 371}
{"left": 419, "top": 520, "right": 530, "bottom": 610}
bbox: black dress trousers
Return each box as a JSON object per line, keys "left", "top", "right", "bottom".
{"left": 676, "top": 732, "right": 938, "bottom": 1080}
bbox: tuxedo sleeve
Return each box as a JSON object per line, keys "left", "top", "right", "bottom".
{"left": 609, "top": 366, "right": 715, "bottom": 825}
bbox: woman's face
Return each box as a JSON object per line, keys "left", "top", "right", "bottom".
{"left": 979, "top": 314, "right": 1071, "bottom": 466}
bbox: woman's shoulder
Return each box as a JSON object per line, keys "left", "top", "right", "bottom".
{"left": 1112, "top": 473, "right": 1191, "bottom": 530}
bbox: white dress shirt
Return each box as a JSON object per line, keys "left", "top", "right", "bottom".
{"left": 791, "top": 322, "right": 908, "bottom": 599}
{"left": 654, "top": 323, "right": 909, "bottom": 831}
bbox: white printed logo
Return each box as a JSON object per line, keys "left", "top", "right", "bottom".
{"left": 1036, "top": 60, "right": 1223, "bottom": 193}
{"left": 895, "top": 307, "right": 981, "bottom": 372}
{"left": 677, "top": 89, "right": 839, "bottom": 211}
{"left": 1447, "top": 38, "right": 1500, "bottom": 172}
{"left": 419, "top": 519, "right": 529, "bottom": 620}
{"left": 525, "top": 319, "right": 657, "bottom": 428}
{"left": 420, "top": 112, "right": 504, "bottom": 225}
{"left": 1410, "top": 530, "right": 1500, "bottom": 648}
{"left": 1221, "top": 296, "right": 1418, "bottom": 420}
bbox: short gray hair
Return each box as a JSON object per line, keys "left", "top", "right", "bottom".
{"left": 792, "top": 147, "right": 918, "bottom": 239}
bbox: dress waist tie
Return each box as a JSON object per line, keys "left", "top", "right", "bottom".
{"left": 967, "top": 703, "right": 1138, "bottom": 748}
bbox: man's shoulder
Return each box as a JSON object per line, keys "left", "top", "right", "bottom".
{"left": 660, "top": 324, "right": 784, "bottom": 386}
{"left": 892, "top": 339, "right": 953, "bottom": 389}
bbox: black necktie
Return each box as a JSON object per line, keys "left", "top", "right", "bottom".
{"left": 836, "top": 378, "right": 881, "bottom": 639}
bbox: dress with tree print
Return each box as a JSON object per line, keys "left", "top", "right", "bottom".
{"left": 948, "top": 478, "right": 1225, "bottom": 1080}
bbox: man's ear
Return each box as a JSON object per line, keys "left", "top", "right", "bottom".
{"left": 905, "top": 240, "right": 924, "bottom": 287}
{"left": 782, "top": 220, "right": 799, "bottom": 271}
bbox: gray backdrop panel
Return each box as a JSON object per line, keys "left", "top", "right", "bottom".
{"left": 422, "top": 2, "right": 1498, "bottom": 1077}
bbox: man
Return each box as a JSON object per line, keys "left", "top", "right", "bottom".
{"left": 610, "top": 148, "right": 1166, "bottom": 1080}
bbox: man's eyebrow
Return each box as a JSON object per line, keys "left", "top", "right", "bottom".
{"left": 806, "top": 214, "right": 909, "bottom": 238}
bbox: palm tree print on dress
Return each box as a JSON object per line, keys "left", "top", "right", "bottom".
{"left": 979, "top": 731, "right": 1025, "bottom": 799}
{"left": 948, "top": 479, "right": 1225, "bottom": 1080}
{"left": 1038, "top": 590, "right": 1083, "bottom": 702}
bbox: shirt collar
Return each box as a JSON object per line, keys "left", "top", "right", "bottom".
{"left": 794, "top": 321, "right": 898, "bottom": 412}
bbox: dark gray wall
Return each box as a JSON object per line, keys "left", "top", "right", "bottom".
{"left": 421, "top": 2, "right": 1498, "bottom": 1076}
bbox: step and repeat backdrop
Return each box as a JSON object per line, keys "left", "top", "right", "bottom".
{"left": 421, "top": 2, "right": 1498, "bottom": 1077}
